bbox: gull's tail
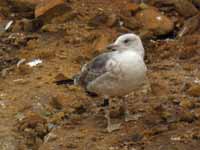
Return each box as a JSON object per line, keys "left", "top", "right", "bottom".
{"left": 54, "top": 78, "right": 74, "bottom": 85}
{"left": 54, "top": 74, "right": 80, "bottom": 85}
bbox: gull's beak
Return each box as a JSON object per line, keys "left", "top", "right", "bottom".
{"left": 106, "top": 44, "right": 120, "bottom": 51}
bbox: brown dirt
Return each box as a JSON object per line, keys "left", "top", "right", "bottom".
{"left": 0, "top": 0, "right": 200, "bottom": 150}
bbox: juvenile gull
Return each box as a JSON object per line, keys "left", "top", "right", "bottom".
{"left": 75, "top": 33, "right": 147, "bottom": 132}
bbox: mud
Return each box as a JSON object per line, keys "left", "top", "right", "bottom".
{"left": 0, "top": 0, "right": 200, "bottom": 150}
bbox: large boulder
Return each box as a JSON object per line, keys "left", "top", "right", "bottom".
{"left": 35, "top": 0, "right": 71, "bottom": 22}
{"left": 135, "top": 7, "right": 174, "bottom": 36}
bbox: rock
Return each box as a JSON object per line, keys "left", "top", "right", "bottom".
{"left": 12, "top": 19, "right": 35, "bottom": 32}
{"left": 12, "top": 0, "right": 43, "bottom": 6}
{"left": 0, "top": 57, "right": 19, "bottom": 72}
{"left": 127, "top": 3, "right": 140, "bottom": 12}
{"left": 106, "top": 13, "right": 118, "bottom": 27}
{"left": 187, "top": 84, "right": 200, "bottom": 97}
{"left": 49, "top": 95, "right": 64, "bottom": 109}
{"left": 35, "top": 0, "right": 71, "bottom": 22}
{"left": 161, "top": 111, "right": 178, "bottom": 123}
{"left": 120, "top": 15, "right": 139, "bottom": 30}
{"left": 0, "top": 1, "right": 11, "bottom": 17}
{"left": 88, "top": 12, "right": 118, "bottom": 27}
{"left": 49, "top": 112, "right": 65, "bottom": 124}
{"left": 49, "top": 95, "right": 75, "bottom": 113}
{"left": 40, "top": 23, "right": 58, "bottom": 32}
{"left": 92, "top": 33, "right": 111, "bottom": 52}
{"left": 180, "top": 111, "right": 195, "bottom": 123}
{"left": 5, "top": 33, "right": 33, "bottom": 48}
{"left": 121, "top": 3, "right": 140, "bottom": 16}
{"left": 0, "top": 127, "right": 19, "bottom": 150}
{"left": 177, "top": 34, "right": 200, "bottom": 59}
{"left": 131, "top": 133, "right": 143, "bottom": 142}
{"left": 18, "top": 112, "right": 46, "bottom": 130}
{"left": 151, "top": 81, "right": 170, "bottom": 96}
{"left": 18, "top": 112, "right": 47, "bottom": 148}
{"left": 178, "top": 46, "right": 198, "bottom": 60}
{"left": 178, "top": 14, "right": 200, "bottom": 37}
{"left": 8, "top": 0, "right": 39, "bottom": 18}
{"left": 179, "top": 99, "right": 194, "bottom": 109}
{"left": 74, "top": 105, "right": 87, "bottom": 114}
{"left": 44, "top": 132, "right": 57, "bottom": 143}
{"left": 154, "top": 0, "right": 198, "bottom": 18}
{"left": 192, "top": 0, "right": 200, "bottom": 8}
{"left": 193, "top": 108, "right": 200, "bottom": 119}
{"left": 132, "top": 0, "right": 146, "bottom": 3}
{"left": 135, "top": 7, "right": 174, "bottom": 36}
{"left": 88, "top": 13, "right": 109, "bottom": 27}
{"left": 174, "top": 0, "right": 198, "bottom": 18}
{"left": 0, "top": 14, "right": 6, "bottom": 33}
{"left": 150, "top": 125, "right": 169, "bottom": 135}
{"left": 0, "top": 13, "right": 5, "bottom": 22}
{"left": 192, "top": 130, "right": 200, "bottom": 140}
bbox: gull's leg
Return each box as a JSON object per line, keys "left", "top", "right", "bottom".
{"left": 123, "top": 97, "right": 136, "bottom": 122}
{"left": 104, "top": 98, "right": 121, "bottom": 133}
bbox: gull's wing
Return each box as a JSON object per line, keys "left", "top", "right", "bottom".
{"left": 75, "top": 52, "right": 119, "bottom": 89}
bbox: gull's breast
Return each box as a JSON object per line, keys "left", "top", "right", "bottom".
{"left": 114, "top": 51, "right": 147, "bottom": 90}
{"left": 87, "top": 51, "right": 147, "bottom": 97}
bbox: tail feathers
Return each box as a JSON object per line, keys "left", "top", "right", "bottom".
{"left": 54, "top": 79, "right": 74, "bottom": 85}
{"left": 54, "top": 74, "right": 81, "bottom": 85}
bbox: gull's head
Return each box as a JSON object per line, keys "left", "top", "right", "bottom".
{"left": 107, "top": 33, "right": 144, "bottom": 58}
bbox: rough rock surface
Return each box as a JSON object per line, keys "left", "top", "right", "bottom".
{"left": 0, "top": 0, "right": 200, "bottom": 150}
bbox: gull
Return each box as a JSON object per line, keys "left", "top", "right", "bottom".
{"left": 75, "top": 33, "right": 147, "bottom": 132}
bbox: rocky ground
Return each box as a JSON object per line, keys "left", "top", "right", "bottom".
{"left": 0, "top": 0, "right": 200, "bottom": 150}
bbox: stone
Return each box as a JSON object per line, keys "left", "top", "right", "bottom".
{"left": 12, "top": 19, "right": 35, "bottom": 32}
{"left": 19, "top": 112, "right": 46, "bottom": 130}
{"left": 106, "top": 13, "right": 118, "bottom": 27}
{"left": 120, "top": 15, "right": 139, "bottom": 30}
{"left": 49, "top": 112, "right": 65, "bottom": 124}
{"left": 127, "top": 3, "right": 140, "bottom": 12}
{"left": 135, "top": 7, "right": 174, "bottom": 36}
{"left": 0, "top": 13, "right": 6, "bottom": 33}
{"left": 174, "top": 0, "right": 198, "bottom": 18}
{"left": 49, "top": 95, "right": 64, "bottom": 109}
{"left": 192, "top": 0, "right": 200, "bottom": 8}
{"left": 0, "top": 13, "right": 5, "bottom": 22}
{"left": 0, "top": 127, "right": 19, "bottom": 150}
{"left": 13, "top": 0, "right": 43, "bottom": 6}
{"left": 35, "top": 0, "right": 71, "bottom": 22}
{"left": 150, "top": 125, "right": 169, "bottom": 135}
{"left": 193, "top": 108, "right": 200, "bottom": 119}
{"left": 153, "top": 0, "right": 198, "bottom": 18}
{"left": 10, "top": 0, "right": 37, "bottom": 15}
{"left": 180, "top": 111, "right": 195, "bottom": 123}
{"left": 92, "top": 33, "right": 111, "bottom": 52}
{"left": 178, "top": 14, "right": 200, "bottom": 37}
{"left": 179, "top": 99, "right": 194, "bottom": 109}
{"left": 88, "top": 12, "right": 119, "bottom": 28}
{"left": 131, "top": 133, "right": 143, "bottom": 142}
{"left": 88, "top": 13, "right": 109, "bottom": 27}
{"left": 161, "top": 111, "right": 178, "bottom": 123}
{"left": 187, "top": 84, "right": 200, "bottom": 97}
{"left": 150, "top": 81, "right": 170, "bottom": 96}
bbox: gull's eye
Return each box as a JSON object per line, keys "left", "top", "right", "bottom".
{"left": 124, "top": 39, "right": 130, "bottom": 44}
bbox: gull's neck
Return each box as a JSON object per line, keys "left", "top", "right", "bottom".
{"left": 127, "top": 46, "right": 145, "bottom": 59}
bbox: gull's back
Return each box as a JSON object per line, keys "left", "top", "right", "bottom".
{"left": 86, "top": 50, "right": 147, "bottom": 97}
